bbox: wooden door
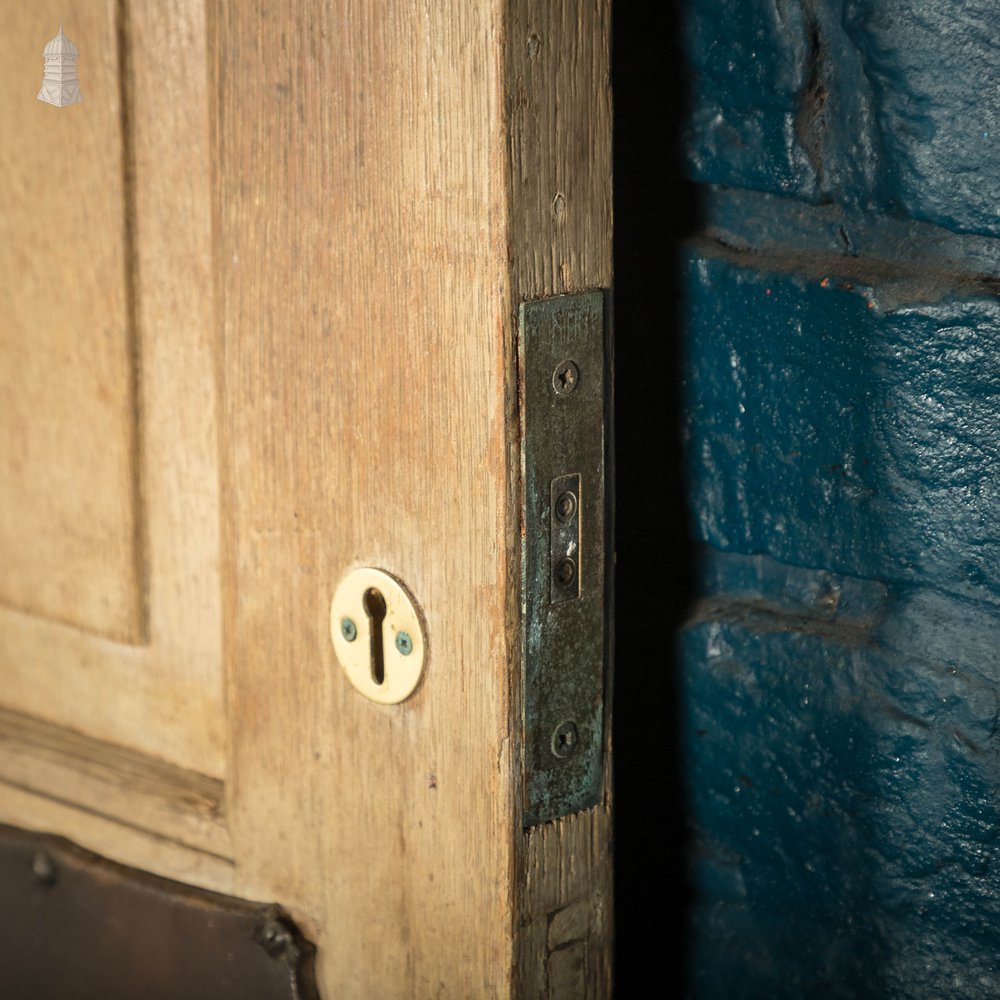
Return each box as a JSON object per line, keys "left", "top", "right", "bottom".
{"left": 0, "top": 1, "right": 612, "bottom": 997}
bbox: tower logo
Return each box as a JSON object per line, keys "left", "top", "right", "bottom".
{"left": 38, "top": 21, "right": 82, "bottom": 108}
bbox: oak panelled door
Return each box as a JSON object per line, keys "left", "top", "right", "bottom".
{"left": 0, "top": 1, "right": 612, "bottom": 997}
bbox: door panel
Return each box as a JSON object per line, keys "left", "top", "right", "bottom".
{"left": 0, "top": 0, "right": 138, "bottom": 640}
{"left": 0, "top": 1, "right": 224, "bottom": 785}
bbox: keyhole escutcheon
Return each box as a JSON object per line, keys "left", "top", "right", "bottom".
{"left": 330, "top": 567, "right": 426, "bottom": 704}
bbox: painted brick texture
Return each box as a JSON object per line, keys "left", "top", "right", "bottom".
{"left": 681, "top": 2, "right": 1000, "bottom": 996}
{"left": 687, "top": 0, "right": 1000, "bottom": 236}
{"left": 686, "top": 251, "right": 1000, "bottom": 600}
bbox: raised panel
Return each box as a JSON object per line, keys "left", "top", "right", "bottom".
{"left": 0, "top": 0, "right": 225, "bottom": 788}
{"left": 0, "top": 1, "right": 142, "bottom": 641}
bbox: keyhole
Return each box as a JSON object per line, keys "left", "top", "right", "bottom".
{"left": 363, "top": 587, "right": 387, "bottom": 685}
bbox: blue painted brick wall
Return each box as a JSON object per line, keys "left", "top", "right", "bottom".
{"left": 685, "top": 250, "right": 1000, "bottom": 600}
{"left": 687, "top": 0, "right": 1000, "bottom": 237}
{"left": 681, "top": 2, "right": 1000, "bottom": 996}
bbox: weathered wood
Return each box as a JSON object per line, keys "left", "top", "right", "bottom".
{"left": 518, "top": 810, "right": 613, "bottom": 999}
{"left": 0, "top": 782, "right": 236, "bottom": 896}
{"left": 0, "top": 1, "right": 139, "bottom": 639}
{"left": 0, "top": 0, "right": 225, "bottom": 777}
{"left": 505, "top": 2, "right": 613, "bottom": 997}
{"left": 212, "top": 2, "right": 515, "bottom": 994}
{"left": 0, "top": 707, "right": 230, "bottom": 858}
{"left": 505, "top": 0, "right": 614, "bottom": 300}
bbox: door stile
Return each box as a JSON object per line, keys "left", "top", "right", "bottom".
{"left": 212, "top": 1, "right": 612, "bottom": 996}
{"left": 503, "top": 2, "right": 614, "bottom": 997}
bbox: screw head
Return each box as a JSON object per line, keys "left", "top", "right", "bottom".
{"left": 555, "top": 491, "right": 577, "bottom": 523}
{"left": 395, "top": 631, "right": 413, "bottom": 656}
{"left": 551, "top": 721, "right": 579, "bottom": 758}
{"left": 31, "top": 852, "right": 57, "bottom": 887}
{"left": 552, "top": 360, "right": 580, "bottom": 396}
{"left": 554, "top": 557, "right": 577, "bottom": 588}
{"left": 256, "top": 917, "right": 293, "bottom": 958}
{"left": 341, "top": 617, "right": 358, "bottom": 642}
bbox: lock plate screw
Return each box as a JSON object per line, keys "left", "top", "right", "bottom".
{"left": 552, "top": 360, "right": 580, "bottom": 396}
{"left": 554, "top": 557, "right": 577, "bottom": 588}
{"left": 555, "top": 490, "right": 577, "bottom": 523}
{"left": 340, "top": 617, "right": 358, "bottom": 642}
{"left": 395, "top": 632, "right": 413, "bottom": 656}
{"left": 551, "top": 721, "right": 579, "bottom": 759}
{"left": 256, "top": 917, "right": 294, "bottom": 958}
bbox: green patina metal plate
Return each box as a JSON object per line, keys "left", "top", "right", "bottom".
{"left": 519, "top": 291, "right": 610, "bottom": 826}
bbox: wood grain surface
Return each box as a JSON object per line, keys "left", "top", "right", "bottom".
{"left": 214, "top": 1, "right": 611, "bottom": 995}
{"left": 0, "top": 706, "right": 230, "bottom": 859}
{"left": 0, "top": 0, "right": 225, "bottom": 778}
{"left": 213, "top": 2, "right": 514, "bottom": 993}
{"left": 0, "top": 781, "right": 236, "bottom": 895}
{"left": 0, "top": 1, "right": 139, "bottom": 639}
{"left": 506, "top": 3, "right": 613, "bottom": 996}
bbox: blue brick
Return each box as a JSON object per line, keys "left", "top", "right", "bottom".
{"left": 684, "top": 252, "right": 1000, "bottom": 604}
{"left": 685, "top": 0, "right": 886, "bottom": 208}
{"left": 844, "top": 0, "right": 1000, "bottom": 237}
{"left": 682, "top": 605, "right": 1000, "bottom": 999}
{"left": 686, "top": 0, "right": 1000, "bottom": 237}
